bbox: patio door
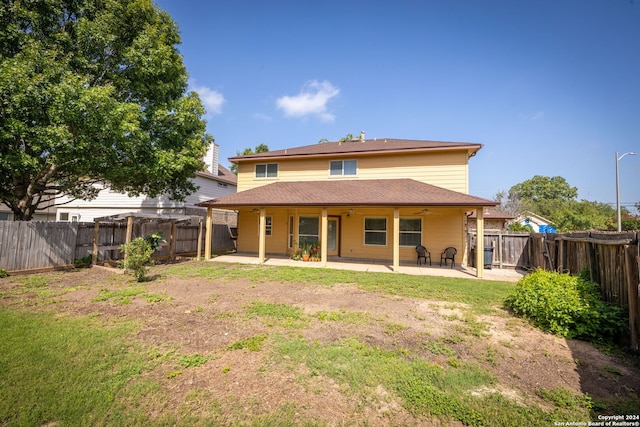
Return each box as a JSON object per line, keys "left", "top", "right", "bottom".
{"left": 327, "top": 217, "right": 340, "bottom": 256}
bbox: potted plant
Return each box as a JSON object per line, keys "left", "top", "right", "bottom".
{"left": 309, "top": 242, "right": 321, "bottom": 261}
{"left": 300, "top": 242, "right": 311, "bottom": 261}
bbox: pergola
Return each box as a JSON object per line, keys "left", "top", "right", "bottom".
{"left": 91, "top": 212, "right": 201, "bottom": 265}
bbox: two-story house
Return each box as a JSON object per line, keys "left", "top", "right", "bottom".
{"left": 54, "top": 142, "right": 237, "bottom": 223}
{"left": 197, "top": 136, "right": 497, "bottom": 277}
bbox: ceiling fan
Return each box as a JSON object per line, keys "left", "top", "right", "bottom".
{"left": 412, "top": 208, "right": 440, "bottom": 215}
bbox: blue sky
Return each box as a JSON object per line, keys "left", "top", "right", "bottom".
{"left": 154, "top": 0, "right": 640, "bottom": 211}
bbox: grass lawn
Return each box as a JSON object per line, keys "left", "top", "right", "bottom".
{"left": 0, "top": 262, "right": 636, "bottom": 426}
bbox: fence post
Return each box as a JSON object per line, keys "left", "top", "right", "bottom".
{"left": 169, "top": 222, "right": 176, "bottom": 260}
{"left": 92, "top": 220, "right": 100, "bottom": 265}
{"left": 497, "top": 229, "right": 503, "bottom": 268}
{"left": 197, "top": 218, "right": 203, "bottom": 261}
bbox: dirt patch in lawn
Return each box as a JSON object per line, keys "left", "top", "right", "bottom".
{"left": 1, "top": 261, "right": 638, "bottom": 425}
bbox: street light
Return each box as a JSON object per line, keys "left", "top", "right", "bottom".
{"left": 616, "top": 151, "right": 636, "bottom": 232}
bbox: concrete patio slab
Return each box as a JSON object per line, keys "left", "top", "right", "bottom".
{"left": 209, "top": 253, "right": 526, "bottom": 282}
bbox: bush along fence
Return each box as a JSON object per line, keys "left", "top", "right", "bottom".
{"left": 0, "top": 218, "right": 236, "bottom": 274}
{"left": 469, "top": 230, "right": 640, "bottom": 352}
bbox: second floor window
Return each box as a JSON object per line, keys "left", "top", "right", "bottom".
{"left": 330, "top": 160, "right": 357, "bottom": 176}
{"left": 256, "top": 163, "right": 278, "bottom": 178}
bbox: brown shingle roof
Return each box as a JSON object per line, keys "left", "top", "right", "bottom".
{"left": 197, "top": 179, "right": 497, "bottom": 208}
{"left": 467, "top": 208, "right": 515, "bottom": 219}
{"left": 195, "top": 164, "right": 238, "bottom": 185}
{"left": 229, "top": 139, "right": 482, "bottom": 162}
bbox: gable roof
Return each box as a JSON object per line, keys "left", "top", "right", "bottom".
{"left": 229, "top": 139, "right": 482, "bottom": 162}
{"left": 195, "top": 164, "right": 237, "bottom": 186}
{"left": 467, "top": 208, "right": 516, "bottom": 220}
{"left": 516, "top": 211, "right": 556, "bottom": 226}
{"left": 197, "top": 179, "right": 498, "bottom": 208}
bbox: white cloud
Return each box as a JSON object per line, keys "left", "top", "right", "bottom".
{"left": 276, "top": 80, "right": 339, "bottom": 122}
{"left": 190, "top": 81, "right": 226, "bottom": 117}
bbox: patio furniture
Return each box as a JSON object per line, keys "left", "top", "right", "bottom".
{"left": 415, "top": 245, "right": 431, "bottom": 266}
{"left": 440, "top": 247, "right": 457, "bottom": 268}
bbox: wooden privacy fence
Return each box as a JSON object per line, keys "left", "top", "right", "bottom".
{"left": 0, "top": 222, "right": 78, "bottom": 272}
{"left": 469, "top": 230, "right": 640, "bottom": 352}
{"left": 0, "top": 221, "right": 236, "bottom": 273}
{"left": 467, "top": 230, "right": 531, "bottom": 269}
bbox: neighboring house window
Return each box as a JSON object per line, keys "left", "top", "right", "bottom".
{"left": 364, "top": 217, "right": 386, "bottom": 246}
{"left": 255, "top": 163, "right": 278, "bottom": 178}
{"left": 59, "top": 213, "right": 69, "bottom": 221}
{"left": 70, "top": 215, "right": 79, "bottom": 223}
{"left": 330, "top": 160, "right": 357, "bottom": 176}
{"left": 400, "top": 218, "right": 422, "bottom": 246}
{"left": 288, "top": 216, "right": 294, "bottom": 248}
{"left": 0, "top": 213, "right": 9, "bottom": 221}
{"left": 298, "top": 216, "right": 319, "bottom": 245}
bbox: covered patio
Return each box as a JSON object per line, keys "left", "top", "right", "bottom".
{"left": 197, "top": 179, "right": 499, "bottom": 278}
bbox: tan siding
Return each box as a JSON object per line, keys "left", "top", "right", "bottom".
{"left": 236, "top": 209, "right": 290, "bottom": 254}
{"left": 237, "top": 206, "right": 470, "bottom": 264}
{"left": 237, "top": 151, "right": 470, "bottom": 193}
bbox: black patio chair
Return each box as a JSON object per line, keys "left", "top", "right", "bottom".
{"left": 440, "top": 247, "right": 457, "bottom": 268}
{"left": 415, "top": 245, "right": 431, "bottom": 266}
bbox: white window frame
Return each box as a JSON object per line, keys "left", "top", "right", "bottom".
{"left": 288, "top": 216, "right": 294, "bottom": 248}
{"left": 298, "top": 216, "right": 319, "bottom": 245}
{"left": 364, "top": 217, "right": 387, "bottom": 246}
{"left": 329, "top": 159, "right": 357, "bottom": 176}
{"left": 255, "top": 163, "right": 278, "bottom": 178}
{"left": 258, "top": 215, "right": 273, "bottom": 236}
{"left": 265, "top": 215, "right": 272, "bottom": 236}
{"left": 399, "top": 218, "right": 422, "bottom": 247}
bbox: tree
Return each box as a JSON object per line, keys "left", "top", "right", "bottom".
{"left": 230, "top": 144, "right": 269, "bottom": 174}
{"left": 0, "top": 0, "right": 211, "bottom": 220}
{"left": 494, "top": 189, "right": 526, "bottom": 217}
{"left": 508, "top": 175, "right": 578, "bottom": 219}
{"left": 553, "top": 200, "right": 616, "bottom": 232}
{"left": 505, "top": 175, "right": 621, "bottom": 231}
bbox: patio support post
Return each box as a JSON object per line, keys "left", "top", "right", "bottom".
{"left": 205, "top": 207, "right": 213, "bottom": 260}
{"left": 258, "top": 208, "right": 266, "bottom": 263}
{"left": 321, "top": 208, "right": 328, "bottom": 266}
{"left": 476, "top": 208, "right": 485, "bottom": 278}
{"left": 393, "top": 208, "right": 400, "bottom": 272}
{"left": 197, "top": 217, "right": 203, "bottom": 261}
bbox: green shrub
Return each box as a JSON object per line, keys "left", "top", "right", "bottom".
{"left": 0, "top": 268, "right": 8, "bottom": 278}
{"left": 118, "top": 232, "right": 165, "bottom": 281}
{"left": 144, "top": 231, "right": 165, "bottom": 251}
{"left": 119, "top": 238, "right": 154, "bottom": 282}
{"left": 74, "top": 254, "right": 93, "bottom": 268}
{"left": 504, "top": 269, "right": 627, "bottom": 342}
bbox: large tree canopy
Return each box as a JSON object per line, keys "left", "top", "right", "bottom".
{"left": 0, "top": 0, "right": 211, "bottom": 220}
{"left": 498, "top": 175, "right": 623, "bottom": 231}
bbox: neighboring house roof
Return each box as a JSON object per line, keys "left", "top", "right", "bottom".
{"left": 467, "top": 208, "right": 516, "bottom": 220}
{"left": 515, "top": 211, "right": 555, "bottom": 226}
{"left": 197, "top": 179, "right": 498, "bottom": 208}
{"left": 195, "top": 164, "right": 237, "bottom": 186}
{"left": 229, "top": 139, "right": 482, "bottom": 162}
